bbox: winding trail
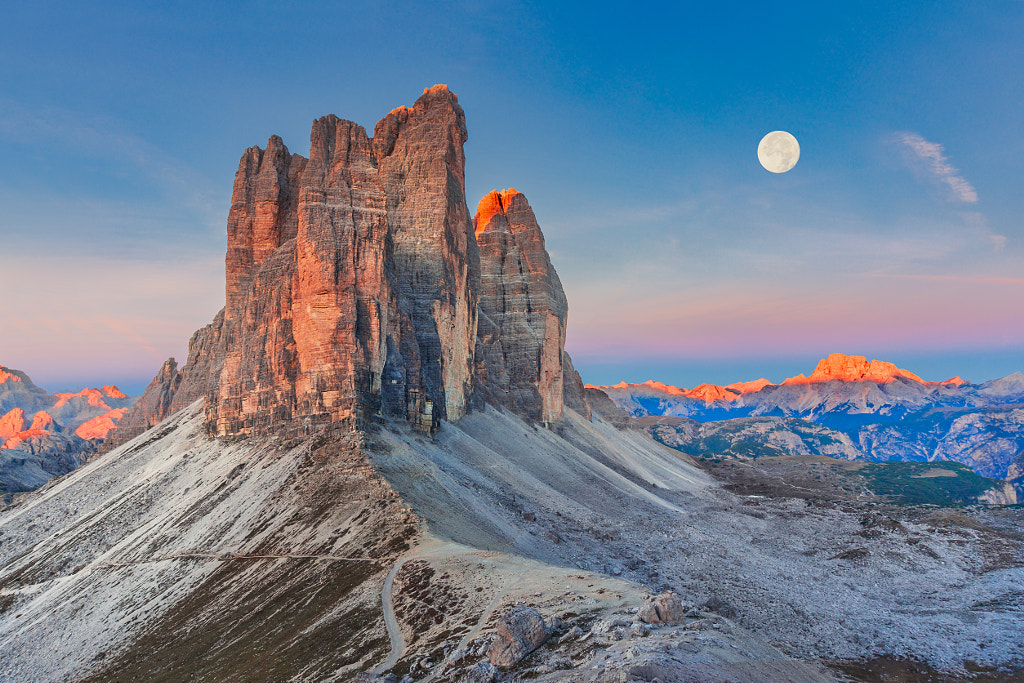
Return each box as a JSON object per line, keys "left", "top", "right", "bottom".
{"left": 372, "top": 538, "right": 517, "bottom": 677}
{"left": 372, "top": 536, "right": 583, "bottom": 680}
{"left": 373, "top": 550, "right": 413, "bottom": 673}
{"left": 372, "top": 538, "right": 466, "bottom": 674}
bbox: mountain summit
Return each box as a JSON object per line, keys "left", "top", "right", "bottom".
{"left": 783, "top": 352, "right": 925, "bottom": 385}
{"left": 1, "top": 366, "right": 135, "bottom": 492}
{"left": 108, "top": 86, "right": 585, "bottom": 448}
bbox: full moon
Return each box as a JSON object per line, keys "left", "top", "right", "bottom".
{"left": 757, "top": 131, "right": 800, "bottom": 173}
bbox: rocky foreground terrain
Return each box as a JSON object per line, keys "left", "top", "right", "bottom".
{"left": 0, "top": 366, "right": 135, "bottom": 495}
{"left": 2, "top": 402, "right": 1022, "bottom": 682}
{"left": 1, "top": 87, "right": 1021, "bottom": 682}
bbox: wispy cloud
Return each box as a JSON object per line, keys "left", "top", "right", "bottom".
{"left": 893, "top": 131, "right": 978, "bottom": 203}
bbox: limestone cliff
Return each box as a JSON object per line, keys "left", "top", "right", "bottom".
{"left": 110, "top": 86, "right": 583, "bottom": 443}
{"left": 374, "top": 86, "right": 478, "bottom": 422}
{"left": 473, "top": 189, "right": 569, "bottom": 423}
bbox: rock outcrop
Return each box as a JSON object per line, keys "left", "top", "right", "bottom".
{"left": 488, "top": 605, "right": 550, "bottom": 667}
{"left": 111, "top": 86, "right": 588, "bottom": 443}
{"left": 561, "top": 352, "right": 591, "bottom": 419}
{"left": 473, "top": 189, "right": 568, "bottom": 423}
{"left": 585, "top": 387, "right": 631, "bottom": 427}
{"left": 637, "top": 592, "right": 686, "bottom": 625}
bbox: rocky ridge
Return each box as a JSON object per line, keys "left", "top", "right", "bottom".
{"left": 473, "top": 189, "right": 569, "bottom": 423}
{"left": 593, "top": 353, "right": 1000, "bottom": 418}
{"left": 595, "top": 354, "right": 1024, "bottom": 495}
{"left": 0, "top": 366, "right": 135, "bottom": 493}
{"left": 109, "top": 86, "right": 586, "bottom": 447}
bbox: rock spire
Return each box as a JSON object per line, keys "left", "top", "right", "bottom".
{"left": 110, "top": 86, "right": 589, "bottom": 442}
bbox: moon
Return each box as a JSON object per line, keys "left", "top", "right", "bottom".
{"left": 758, "top": 131, "right": 800, "bottom": 173}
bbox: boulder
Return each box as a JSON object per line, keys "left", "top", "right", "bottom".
{"left": 487, "top": 605, "right": 550, "bottom": 667}
{"left": 638, "top": 592, "right": 686, "bottom": 624}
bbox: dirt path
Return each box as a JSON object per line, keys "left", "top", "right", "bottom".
{"left": 372, "top": 550, "right": 413, "bottom": 673}
{"left": 372, "top": 538, "right": 469, "bottom": 674}
{"left": 94, "top": 552, "right": 378, "bottom": 568}
{"left": 372, "top": 537, "right": 527, "bottom": 677}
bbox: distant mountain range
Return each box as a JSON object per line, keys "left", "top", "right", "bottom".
{"left": 0, "top": 366, "right": 136, "bottom": 493}
{"left": 591, "top": 353, "right": 1024, "bottom": 498}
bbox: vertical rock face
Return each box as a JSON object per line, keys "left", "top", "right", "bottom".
{"left": 286, "top": 115, "right": 413, "bottom": 431}
{"left": 473, "top": 189, "right": 568, "bottom": 423}
{"left": 562, "top": 352, "right": 591, "bottom": 420}
{"left": 111, "top": 86, "right": 587, "bottom": 443}
{"left": 225, "top": 136, "right": 306, "bottom": 322}
{"left": 374, "top": 85, "right": 478, "bottom": 422}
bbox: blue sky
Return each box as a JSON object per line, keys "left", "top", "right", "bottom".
{"left": 1, "top": 1, "right": 1022, "bottom": 393}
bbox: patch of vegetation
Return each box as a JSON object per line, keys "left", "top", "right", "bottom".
{"left": 725, "top": 441, "right": 788, "bottom": 459}
{"left": 833, "top": 657, "right": 1024, "bottom": 683}
{"left": 858, "top": 461, "right": 1000, "bottom": 506}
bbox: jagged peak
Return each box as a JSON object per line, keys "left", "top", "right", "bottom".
{"left": 103, "top": 385, "right": 127, "bottom": 399}
{"left": 684, "top": 383, "right": 740, "bottom": 403}
{"left": 588, "top": 381, "right": 689, "bottom": 396}
{"left": 784, "top": 353, "right": 924, "bottom": 385}
{"left": 726, "top": 378, "right": 774, "bottom": 394}
{"left": 474, "top": 188, "right": 522, "bottom": 236}
{"left": 0, "top": 367, "right": 23, "bottom": 384}
{"left": 53, "top": 388, "right": 113, "bottom": 410}
{"left": 641, "top": 380, "right": 686, "bottom": 395}
{"left": 30, "top": 410, "right": 55, "bottom": 431}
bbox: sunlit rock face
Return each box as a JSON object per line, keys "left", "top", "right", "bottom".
{"left": 112, "top": 86, "right": 581, "bottom": 441}
{"left": 473, "top": 189, "right": 569, "bottom": 423}
{"left": 1, "top": 367, "right": 137, "bottom": 492}
{"left": 0, "top": 408, "right": 26, "bottom": 440}
{"left": 783, "top": 353, "right": 924, "bottom": 385}
{"left": 74, "top": 408, "right": 126, "bottom": 440}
